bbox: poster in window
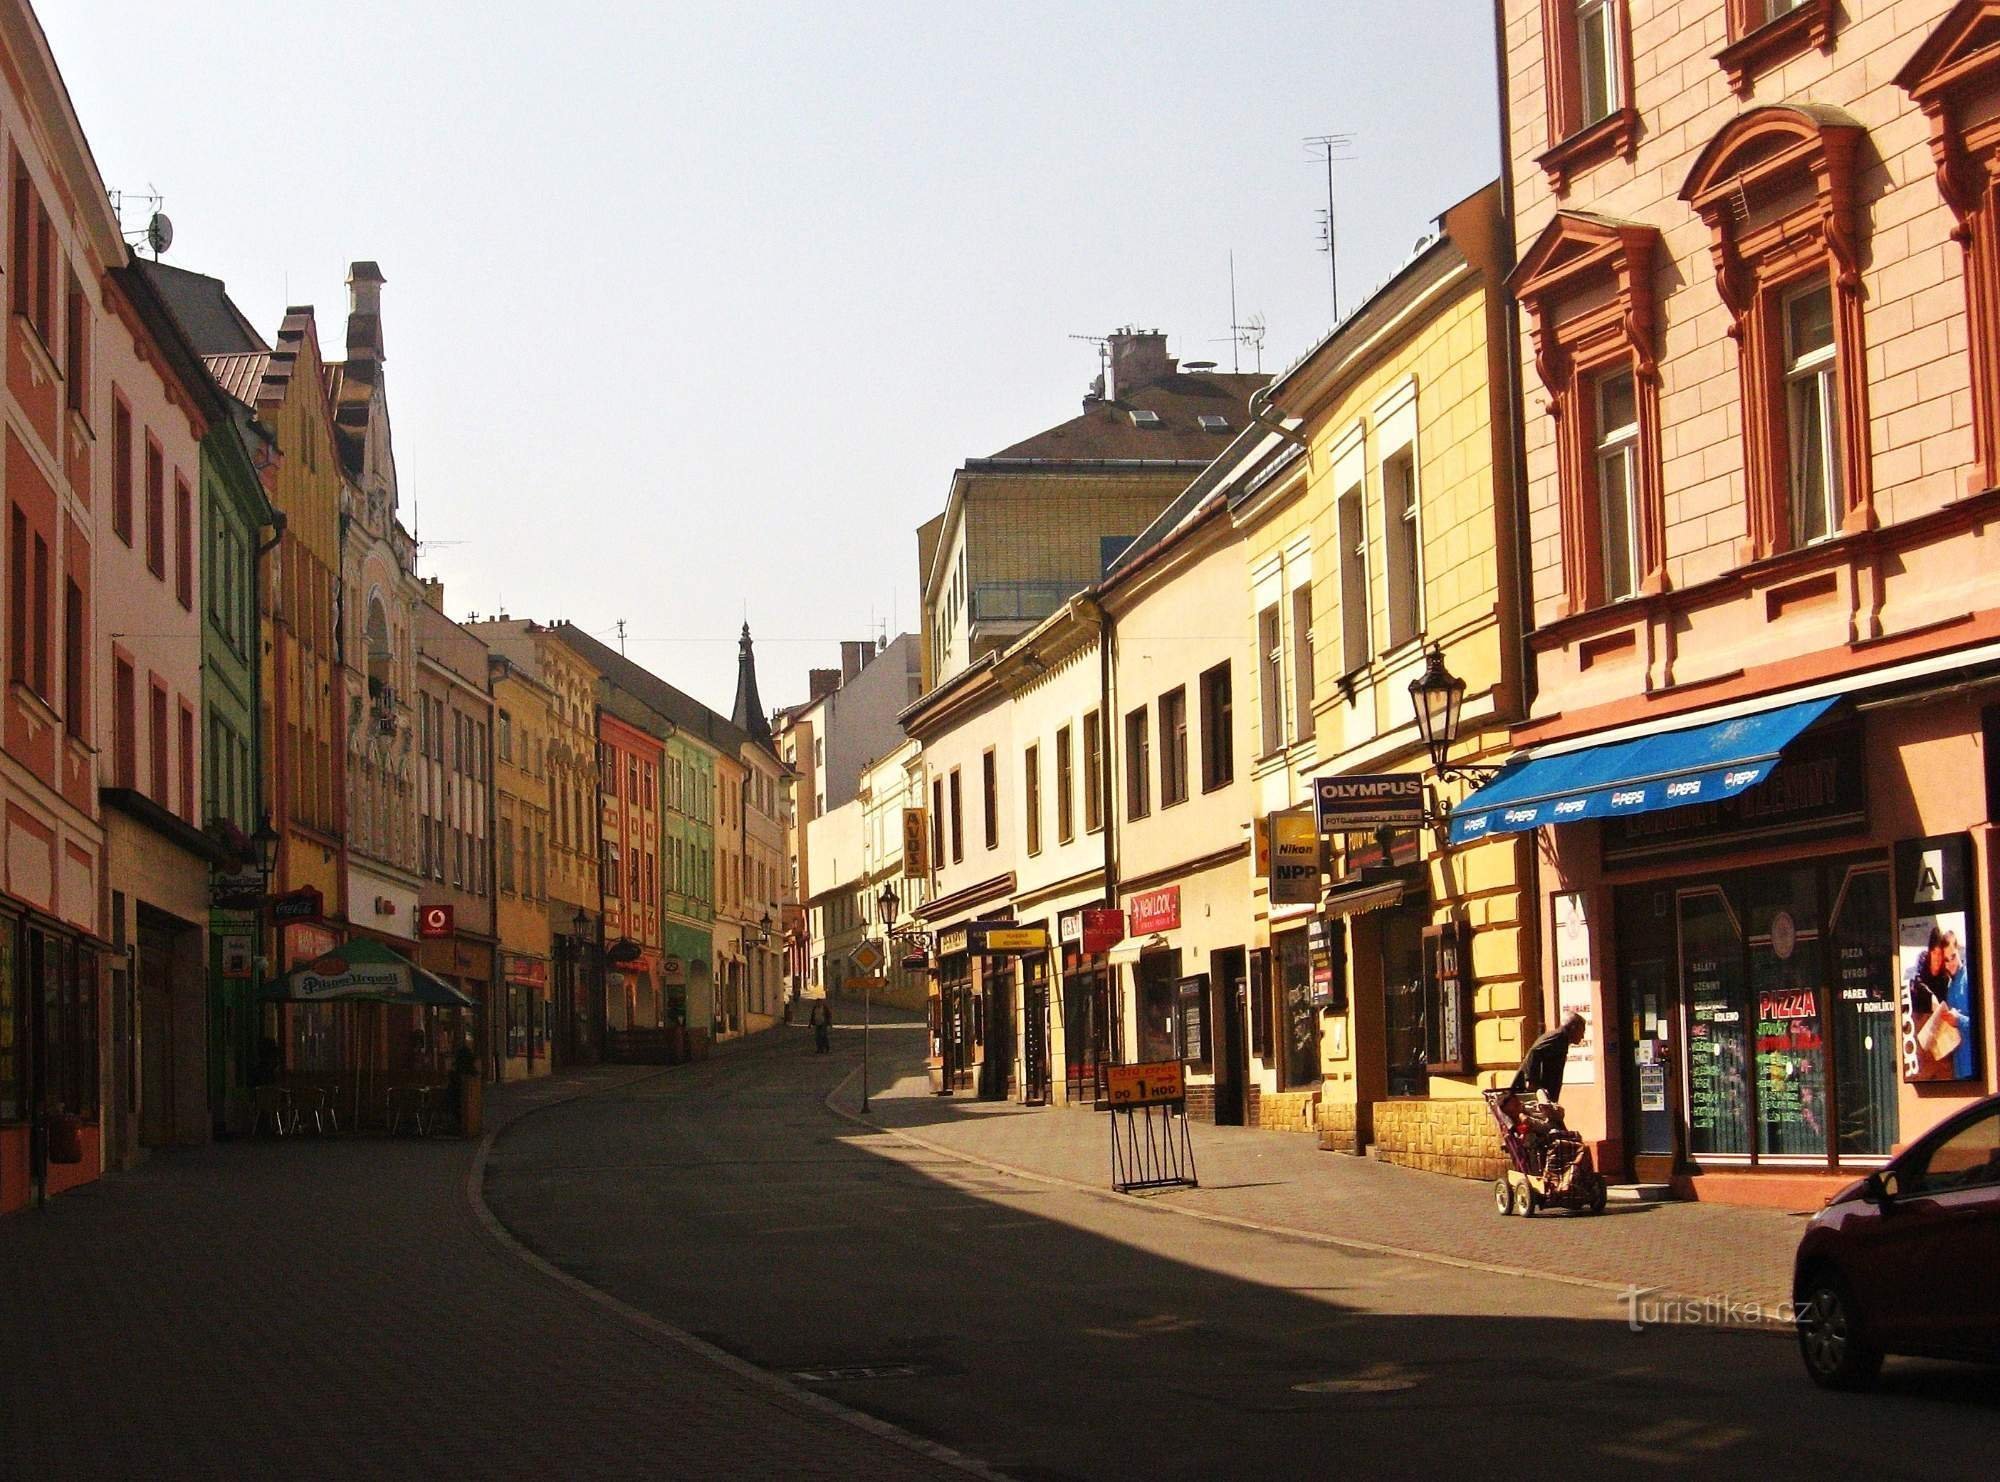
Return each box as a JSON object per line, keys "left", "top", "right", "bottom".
{"left": 1277, "top": 930, "right": 1319, "bottom": 1089}
{"left": 1176, "top": 974, "right": 1210, "bottom": 1069}
{"left": 1895, "top": 835, "right": 1980, "bottom": 1083}
{"left": 1422, "top": 921, "right": 1474, "bottom": 1076}
{"left": 1552, "top": 892, "right": 1596, "bottom": 1085}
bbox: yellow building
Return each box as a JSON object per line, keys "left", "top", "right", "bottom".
{"left": 1241, "top": 183, "right": 1532, "bottom": 1178}
{"left": 491, "top": 654, "right": 554, "bottom": 1078}
{"left": 209, "top": 312, "right": 347, "bottom": 983}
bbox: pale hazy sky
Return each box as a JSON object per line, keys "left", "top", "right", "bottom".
{"left": 41, "top": 1, "right": 1500, "bottom": 714}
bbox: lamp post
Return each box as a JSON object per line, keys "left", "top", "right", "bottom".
{"left": 1407, "top": 645, "right": 1494, "bottom": 818}
{"left": 868, "top": 882, "right": 899, "bottom": 1115}
{"left": 572, "top": 905, "right": 597, "bottom": 1061}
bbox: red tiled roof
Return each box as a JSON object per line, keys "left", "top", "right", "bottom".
{"left": 204, "top": 352, "right": 273, "bottom": 406}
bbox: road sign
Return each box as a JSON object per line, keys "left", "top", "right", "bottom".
{"left": 846, "top": 975, "right": 887, "bottom": 989}
{"left": 1102, "top": 1060, "right": 1185, "bottom": 1108}
{"left": 849, "top": 939, "right": 884, "bottom": 973}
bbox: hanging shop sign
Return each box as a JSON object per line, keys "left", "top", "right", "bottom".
{"left": 1128, "top": 887, "right": 1181, "bottom": 936}
{"left": 220, "top": 934, "right": 254, "bottom": 980}
{"left": 1601, "top": 724, "right": 1866, "bottom": 864}
{"left": 938, "top": 921, "right": 1045, "bottom": 957}
{"left": 418, "top": 904, "right": 454, "bottom": 939}
{"left": 1895, "top": 833, "right": 1981, "bottom": 1083}
{"left": 1269, "top": 811, "right": 1323, "bottom": 906}
{"left": 902, "top": 808, "right": 929, "bottom": 877}
{"left": 660, "top": 954, "right": 686, "bottom": 987}
{"left": 270, "top": 886, "right": 325, "bottom": 924}
{"left": 1314, "top": 774, "right": 1424, "bottom": 833}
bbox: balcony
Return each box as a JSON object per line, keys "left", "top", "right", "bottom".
{"left": 970, "top": 580, "right": 1084, "bottom": 625}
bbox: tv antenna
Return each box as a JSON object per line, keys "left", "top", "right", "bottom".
{"left": 108, "top": 187, "right": 173, "bottom": 260}
{"left": 616, "top": 618, "right": 628, "bottom": 656}
{"left": 1304, "top": 132, "right": 1357, "bottom": 320}
{"left": 1209, "top": 251, "right": 1266, "bottom": 373}
{"left": 1068, "top": 332, "right": 1110, "bottom": 399}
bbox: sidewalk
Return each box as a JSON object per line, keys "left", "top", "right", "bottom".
{"left": 832, "top": 1028, "right": 1805, "bottom": 1314}
{"left": 0, "top": 1046, "right": 976, "bottom": 1482}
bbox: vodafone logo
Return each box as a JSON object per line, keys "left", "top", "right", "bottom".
{"left": 419, "top": 905, "right": 455, "bottom": 938}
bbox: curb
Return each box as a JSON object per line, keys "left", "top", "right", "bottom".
{"left": 465, "top": 1047, "right": 1011, "bottom": 1482}
{"left": 821, "top": 1067, "right": 1794, "bottom": 1333}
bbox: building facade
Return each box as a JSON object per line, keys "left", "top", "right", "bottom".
{"left": 490, "top": 650, "right": 553, "bottom": 1078}
{"left": 1480, "top": 0, "right": 2000, "bottom": 1203}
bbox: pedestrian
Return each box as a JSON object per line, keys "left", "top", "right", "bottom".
{"left": 810, "top": 998, "right": 831, "bottom": 1055}
{"left": 1510, "top": 1011, "right": 1586, "bottom": 1106}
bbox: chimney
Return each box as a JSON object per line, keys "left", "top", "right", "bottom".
{"left": 808, "top": 668, "right": 840, "bottom": 700}
{"left": 1105, "top": 327, "right": 1174, "bottom": 401}
{"left": 346, "top": 261, "right": 385, "bottom": 365}
{"left": 840, "top": 640, "right": 871, "bottom": 683}
{"left": 419, "top": 576, "right": 445, "bottom": 611}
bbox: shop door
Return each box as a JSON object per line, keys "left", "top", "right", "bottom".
{"left": 981, "top": 964, "right": 1015, "bottom": 1101}
{"left": 1211, "top": 948, "right": 1248, "bottom": 1126}
{"left": 138, "top": 923, "right": 176, "bottom": 1148}
{"left": 1381, "top": 912, "right": 1428, "bottom": 1098}
{"left": 1023, "top": 964, "right": 1050, "bottom": 1105}
{"left": 1616, "top": 888, "right": 1682, "bottom": 1182}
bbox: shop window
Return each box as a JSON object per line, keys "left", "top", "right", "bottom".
{"left": 0, "top": 920, "right": 19, "bottom": 1120}
{"left": 1136, "top": 950, "right": 1180, "bottom": 1063}
{"left": 1383, "top": 911, "right": 1430, "bottom": 1097}
{"left": 1082, "top": 709, "right": 1103, "bottom": 833}
{"left": 1199, "top": 662, "right": 1232, "bottom": 792}
{"left": 1276, "top": 929, "right": 1320, "bottom": 1090}
{"left": 1248, "top": 946, "right": 1272, "bottom": 1061}
{"left": 1898, "top": 4, "right": 2000, "bottom": 488}
{"left": 1509, "top": 212, "right": 1665, "bottom": 614}
{"left": 1158, "top": 687, "right": 1187, "bottom": 808}
{"left": 1829, "top": 865, "right": 1898, "bottom": 1158}
{"left": 1717, "top": 0, "right": 1835, "bottom": 95}
{"left": 1535, "top": 0, "right": 1639, "bottom": 193}
{"left": 1681, "top": 108, "right": 1873, "bottom": 560}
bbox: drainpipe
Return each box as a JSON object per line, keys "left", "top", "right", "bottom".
{"left": 1247, "top": 386, "right": 1309, "bottom": 452}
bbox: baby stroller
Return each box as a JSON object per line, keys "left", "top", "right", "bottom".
{"left": 1482, "top": 1088, "right": 1608, "bottom": 1216}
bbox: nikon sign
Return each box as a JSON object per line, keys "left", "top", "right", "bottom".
{"left": 1314, "top": 774, "right": 1424, "bottom": 832}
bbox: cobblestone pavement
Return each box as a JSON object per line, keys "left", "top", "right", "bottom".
{"left": 0, "top": 1042, "right": 975, "bottom": 1482}
{"left": 835, "top": 1014, "right": 1804, "bottom": 1312}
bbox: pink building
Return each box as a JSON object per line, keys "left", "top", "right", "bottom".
{"left": 1473, "top": 0, "right": 2000, "bottom": 1204}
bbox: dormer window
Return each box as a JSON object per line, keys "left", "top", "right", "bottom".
{"left": 1197, "top": 414, "right": 1230, "bottom": 433}
{"left": 1128, "top": 409, "right": 1163, "bottom": 428}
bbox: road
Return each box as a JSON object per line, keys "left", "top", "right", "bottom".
{"left": 485, "top": 1017, "right": 2000, "bottom": 1482}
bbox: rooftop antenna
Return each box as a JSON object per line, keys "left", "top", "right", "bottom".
{"left": 616, "top": 618, "right": 627, "bottom": 656}
{"left": 1304, "top": 132, "right": 1357, "bottom": 320}
{"left": 108, "top": 187, "right": 172, "bottom": 260}
{"left": 1068, "top": 332, "right": 1111, "bottom": 400}
{"left": 1209, "top": 252, "right": 1266, "bottom": 373}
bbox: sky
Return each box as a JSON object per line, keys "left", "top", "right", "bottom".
{"left": 39, "top": 0, "right": 1501, "bottom": 716}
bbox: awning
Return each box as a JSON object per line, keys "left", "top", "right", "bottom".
{"left": 1321, "top": 866, "right": 1424, "bottom": 920}
{"left": 1448, "top": 696, "right": 1840, "bottom": 846}
{"left": 267, "top": 938, "right": 477, "bottom": 1008}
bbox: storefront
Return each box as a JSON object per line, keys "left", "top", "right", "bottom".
{"left": 1056, "top": 905, "right": 1123, "bottom": 1105}
{"left": 1, "top": 908, "right": 106, "bottom": 1213}
{"left": 1117, "top": 872, "right": 1255, "bottom": 1126}
{"left": 932, "top": 943, "right": 974, "bottom": 1094}
{"left": 501, "top": 952, "right": 550, "bottom": 1079}
{"left": 1459, "top": 689, "right": 2000, "bottom": 1205}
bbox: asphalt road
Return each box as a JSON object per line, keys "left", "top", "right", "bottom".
{"left": 484, "top": 1020, "right": 2000, "bottom": 1482}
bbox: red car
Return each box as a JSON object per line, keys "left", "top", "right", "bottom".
{"left": 1793, "top": 1093, "right": 2000, "bottom": 1388}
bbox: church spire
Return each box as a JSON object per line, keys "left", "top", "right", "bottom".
{"left": 731, "top": 622, "right": 774, "bottom": 747}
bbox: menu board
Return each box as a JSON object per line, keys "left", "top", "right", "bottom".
{"left": 1685, "top": 948, "right": 1749, "bottom": 1155}
{"left": 1176, "top": 975, "right": 1209, "bottom": 1069}
{"left": 1755, "top": 983, "right": 1825, "bottom": 1155}
{"left": 1278, "top": 931, "right": 1319, "bottom": 1089}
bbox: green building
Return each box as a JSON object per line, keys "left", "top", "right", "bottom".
{"left": 661, "top": 733, "right": 716, "bottom": 1029}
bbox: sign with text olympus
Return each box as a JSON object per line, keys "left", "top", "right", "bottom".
{"left": 1314, "top": 774, "right": 1424, "bottom": 833}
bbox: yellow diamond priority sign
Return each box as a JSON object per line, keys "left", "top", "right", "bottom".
{"left": 849, "top": 939, "right": 885, "bottom": 974}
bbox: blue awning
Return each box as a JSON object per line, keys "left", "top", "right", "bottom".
{"left": 1448, "top": 697, "right": 1841, "bottom": 847}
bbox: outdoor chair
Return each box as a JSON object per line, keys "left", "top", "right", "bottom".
{"left": 250, "top": 1085, "right": 295, "bottom": 1137}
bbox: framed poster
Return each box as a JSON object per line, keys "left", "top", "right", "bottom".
{"left": 1895, "top": 835, "right": 1980, "bottom": 1083}
{"left": 1552, "top": 892, "right": 1596, "bottom": 1085}
{"left": 1176, "top": 974, "right": 1210, "bottom": 1069}
{"left": 1422, "top": 921, "right": 1474, "bottom": 1076}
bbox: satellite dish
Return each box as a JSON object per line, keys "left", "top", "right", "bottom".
{"left": 146, "top": 212, "right": 173, "bottom": 256}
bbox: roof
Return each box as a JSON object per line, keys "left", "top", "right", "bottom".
{"left": 204, "top": 352, "right": 273, "bottom": 406}
{"left": 550, "top": 623, "right": 759, "bottom": 758}
{"left": 110, "top": 259, "right": 232, "bottom": 426}
{"left": 140, "top": 262, "right": 267, "bottom": 356}
{"left": 990, "top": 371, "right": 1268, "bottom": 461}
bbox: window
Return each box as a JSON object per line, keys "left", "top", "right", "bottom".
{"left": 1337, "top": 485, "right": 1368, "bottom": 675}
{"left": 1719, "top": 0, "right": 1834, "bottom": 94}
{"left": 1382, "top": 448, "right": 1421, "bottom": 649}
{"left": 1258, "top": 604, "right": 1283, "bottom": 755}
{"left": 1904, "top": 1108, "right": 2000, "bottom": 1197}
{"left": 931, "top": 776, "right": 945, "bottom": 864}
{"left": 500, "top": 819, "right": 515, "bottom": 892}
{"left": 1574, "top": 0, "right": 1618, "bottom": 126}
{"left": 1082, "top": 709, "right": 1103, "bottom": 833}
{"left": 173, "top": 476, "right": 193, "bottom": 609}
{"left": 1024, "top": 744, "right": 1042, "bottom": 854}
{"left": 1291, "top": 587, "right": 1316, "bottom": 740}
{"left": 31, "top": 533, "right": 48, "bottom": 697}
{"left": 1124, "top": 706, "right": 1150, "bottom": 820}
{"left": 498, "top": 710, "right": 512, "bottom": 762}
{"left": 948, "top": 768, "right": 964, "bottom": 863}
{"left": 112, "top": 398, "right": 133, "bottom": 545}
{"left": 1582, "top": 371, "right": 1639, "bottom": 602}
{"left": 62, "top": 579, "right": 83, "bottom": 739}
{"left": 179, "top": 704, "right": 195, "bottom": 820}
{"left": 1158, "top": 688, "right": 1187, "bottom": 808}
{"left": 1199, "top": 662, "right": 1233, "bottom": 792}
{"left": 113, "top": 658, "right": 135, "bottom": 788}
{"left": 1055, "top": 724, "right": 1075, "bottom": 843}
{"left": 1681, "top": 108, "right": 1871, "bottom": 557}
{"left": 144, "top": 440, "right": 165, "bottom": 579}
{"left": 8, "top": 506, "right": 24, "bottom": 688}
{"left": 982, "top": 748, "right": 998, "bottom": 850}
{"left": 1536, "top": 0, "right": 1635, "bottom": 191}
{"left": 1513, "top": 212, "right": 1665, "bottom": 613}
{"left": 8, "top": 155, "right": 27, "bottom": 321}
{"left": 149, "top": 682, "right": 168, "bottom": 804}
{"left": 1784, "top": 283, "right": 1841, "bottom": 549}
{"left": 64, "top": 274, "right": 85, "bottom": 414}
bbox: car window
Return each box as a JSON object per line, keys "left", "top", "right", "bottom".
{"left": 1905, "top": 1108, "right": 2000, "bottom": 1196}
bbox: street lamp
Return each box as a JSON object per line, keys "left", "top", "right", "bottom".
{"left": 1409, "top": 645, "right": 1466, "bottom": 774}
{"left": 252, "top": 813, "right": 281, "bottom": 887}
{"left": 862, "top": 883, "right": 903, "bottom": 1116}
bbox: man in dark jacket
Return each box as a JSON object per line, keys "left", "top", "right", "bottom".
{"left": 1510, "top": 1012, "right": 1587, "bottom": 1104}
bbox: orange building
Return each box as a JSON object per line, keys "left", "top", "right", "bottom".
{"left": 597, "top": 710, "right": 664, "bottom": 1030}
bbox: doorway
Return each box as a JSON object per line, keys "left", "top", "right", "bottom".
{"left": 1211, "top": 947, "right": 1248, "bottom": 1126}
{"left": 1616, "top": 886, "right": 1682, "bottom": 1183}
{"left": 138, "top": 918, "right": 177, "bottom": 1148}
{"left": 981, "top": 960, "right": 1015, "bottom": 1101}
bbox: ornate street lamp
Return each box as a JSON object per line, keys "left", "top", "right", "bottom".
{"left": 878, "top": 882, "right": 900, "bottom": 931}
{"left": 252, "top": 813, "right": 281, "bottom": 887}
{"left": 1409, "top": 645, "right": 1466, "bottom": 775}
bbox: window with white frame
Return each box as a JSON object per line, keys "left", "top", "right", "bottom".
{"left": 1382, "top": 447, "right": 1421, "bottom": 649}
{"left": 1784, "top": 282, "right": 1841, "bottom": 549}
{"left": 1595, "top": 370, "right": 1641, "bottom": 601}
{"left": 1290, "top": 587, "right": 1316, "bottom": 741}
{"left": 1258, "top": 603, "right": 1284, "bottom": 755}
{"left": 1575, "top": 0, "right": 1621, "bottom": 127}
{"left": 1337, "top": 482, "right": 1369, "bottom": 675}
